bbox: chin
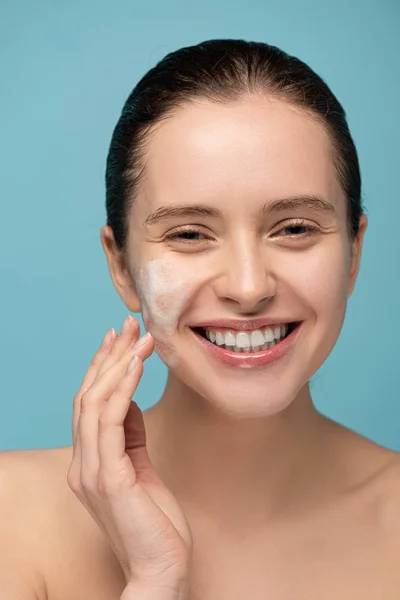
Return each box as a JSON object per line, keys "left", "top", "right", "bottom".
{"left": 169, "top": 364, "right": 306, "bottom": 420}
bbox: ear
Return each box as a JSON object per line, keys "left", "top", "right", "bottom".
{"left": 100, "top": 225, "right": 142, "bottom": 313}
{"left": 347, "top": 213, "right": 368, "bottom": 298}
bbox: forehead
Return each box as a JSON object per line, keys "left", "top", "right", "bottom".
{"left": 136, "top": 96, "right": 344, "bottom": 217}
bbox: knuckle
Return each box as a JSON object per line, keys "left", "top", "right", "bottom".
{"left": 109, "top": 340, "right": 123, "bottom": 356}
{"left": 80, "top": 472, "right": 98, "bottom": 496}
{"left": 67, "top": 465, "right": 81, "bottom": 494}
{"left": 92, "top": 347, "right": 106, "bottom": 365}
{"left": 80, "top": 391, "right": 94, "bottom": 413}
{"left": 97, "top": 469, "right": 120, "bottom": 500}
{"left": 73, "top": 393, "right": 81, "bottom": 413}
{"left": 88, "top": 357, "right": 97, "bottom": 371}
{"left": 98, "top": 411, "right": 113, "bottom": 429}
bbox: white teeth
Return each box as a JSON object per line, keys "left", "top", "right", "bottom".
{"left": 264, "top": 328, "right": 275, "bottom": 343}
{"left": 250, "top": 330, "right": 265, "bottom": 347}
{"left": 204, "top": 324, "right": 291, "bottom": 352}
{"left": 236, "top": 331, "right": 253, "bottom": 348}
{"left": 215, "top": 332, "right": 225, "bottom": 346}
{"left": 224, "top": 331, "right": 237, "bottom": 346}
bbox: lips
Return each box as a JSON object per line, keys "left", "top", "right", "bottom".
{"left": 189, "top": 321, "right": 303, "bottom": 368}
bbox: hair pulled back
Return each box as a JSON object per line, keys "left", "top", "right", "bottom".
{"left": 106, "top": 38, "right": 365, "bottom": 252}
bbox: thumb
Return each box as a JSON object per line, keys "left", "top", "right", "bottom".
{"left": 124, "top": 401, "right": 147, "bottom": 450}
{"left": 124, "top": 402, "right": 162, "bottom": 484}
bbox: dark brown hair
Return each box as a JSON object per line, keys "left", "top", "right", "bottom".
{"left": 105, "top": 38, "right": 365, "bottom": 252}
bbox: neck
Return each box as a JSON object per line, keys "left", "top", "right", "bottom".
{"left": 144, "top": 374, "right": 340, "bottom": 531}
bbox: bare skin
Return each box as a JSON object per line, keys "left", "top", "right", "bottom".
{"left": 1, "top": 95, "right": 399, "bottom": 598}
{"left": 1, "top": 425, "right": 400, "bottom": 600}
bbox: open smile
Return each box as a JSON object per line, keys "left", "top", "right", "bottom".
{"left": 189, "top": 322, "right": 303, "bottom": 368}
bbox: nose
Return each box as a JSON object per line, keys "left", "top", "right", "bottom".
{"left": 213, "top": 237, "right": 276, "bottom": 313}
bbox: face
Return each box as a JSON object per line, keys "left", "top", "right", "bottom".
{"left": 102, "top": 95, "right": 367, "bottom": 417}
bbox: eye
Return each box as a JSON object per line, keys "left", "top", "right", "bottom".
{"left": 165, "top": 221, "right": 321, "bottom": 246}
{"left": 273, "top": 220, "right": 320, "bottom": 239}
{"left": 165, "top": 228, "right": 209, "bottom": 243}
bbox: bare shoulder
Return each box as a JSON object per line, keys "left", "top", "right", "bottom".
{"left": 0, "top": 446, "right": 70, "bottom": 600}
{"left": 0, "top": 446, "right": 125, "bottom": 600}
{"left": 368, "top": 449, "right": 400, "bottom": 586}
{"left": 0, "top": 446, "right": 74, "bottom": 518}
{"left": 321, "top": 418, "right": 400, "bottom": 533}
{"left": 0, "top": 444, "right": 72, "bottom": 481}
{"left": 373, "top": 450, "right": 400, "bottom": 529}
{"left": 343, "top": 432, "right": 400, "bottom": 557}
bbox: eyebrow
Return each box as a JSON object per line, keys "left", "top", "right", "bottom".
{"left": 143, "top": 194, "right": 337, "bottom": 227}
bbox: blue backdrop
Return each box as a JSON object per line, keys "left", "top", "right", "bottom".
{"left": 1, "top": 0, "right": 399, "bottom": 451}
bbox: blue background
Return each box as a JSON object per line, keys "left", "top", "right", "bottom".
{"left": 0, "top": 0, "right": 399, "bottom": 451}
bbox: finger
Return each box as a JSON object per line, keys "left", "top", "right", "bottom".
{"left": 79, "top": 334, "right": 154, "bottom": 490}
{"left": 69, "top": 324, "right": 143, "bottom": 496}
{"left": 96, "top": 315, "right": 141, "bottom": 379}
{"left": 67, "top": 420, "right": 83, "bottom": 495}
{"left": 72, "top": 328, "right": 117, "bottom": 445}
{"left": 70, "top": 328, "right": 116, "bottom": 496}
{"left": 81, "top": 333, "right": 153, "bottom": 419}
{"left": 97, "top": 355, "right": 144, "bottom": 494}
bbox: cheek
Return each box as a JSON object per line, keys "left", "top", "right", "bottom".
{"left": 135, "top": 257, "right": 200, "bottom": 367}
{"left": 290, "top": 240, "right": 351, "bottom": 369}
{"left": 307, "top": 245, "right": 350, "bottom": 317}
{"left": 267, "top": 241, "right": 351, "bottom": 384}
{"left": 280, "top": 237, "right": 350, "bottom": 311}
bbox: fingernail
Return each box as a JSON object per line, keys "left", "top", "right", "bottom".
{"left": 127, "top": 355, "right": 139, "bottom": 372}
{"left": 101, "top": 329, "right": 115, "bottom": 348}
{"left": 135, "top": 332, "right": 151, "bottom": 348}
{"left": 121, "top": 315, "right": 132, "bottom": 334}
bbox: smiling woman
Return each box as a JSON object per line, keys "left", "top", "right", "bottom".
{"left": 2, "top": 38, "right": 400, "bottom": 600}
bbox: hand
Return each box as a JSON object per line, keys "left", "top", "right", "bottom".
{"left": 67, "top": 315, "right": 193, "bottom": 591}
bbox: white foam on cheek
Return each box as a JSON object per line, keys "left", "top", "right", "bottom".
{"left": 136, "top": 257, "right": 195, "bottom": 368}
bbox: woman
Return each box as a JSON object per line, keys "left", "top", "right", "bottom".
{"left": 1, "top": 38, "right": 399, "bottom": 600}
